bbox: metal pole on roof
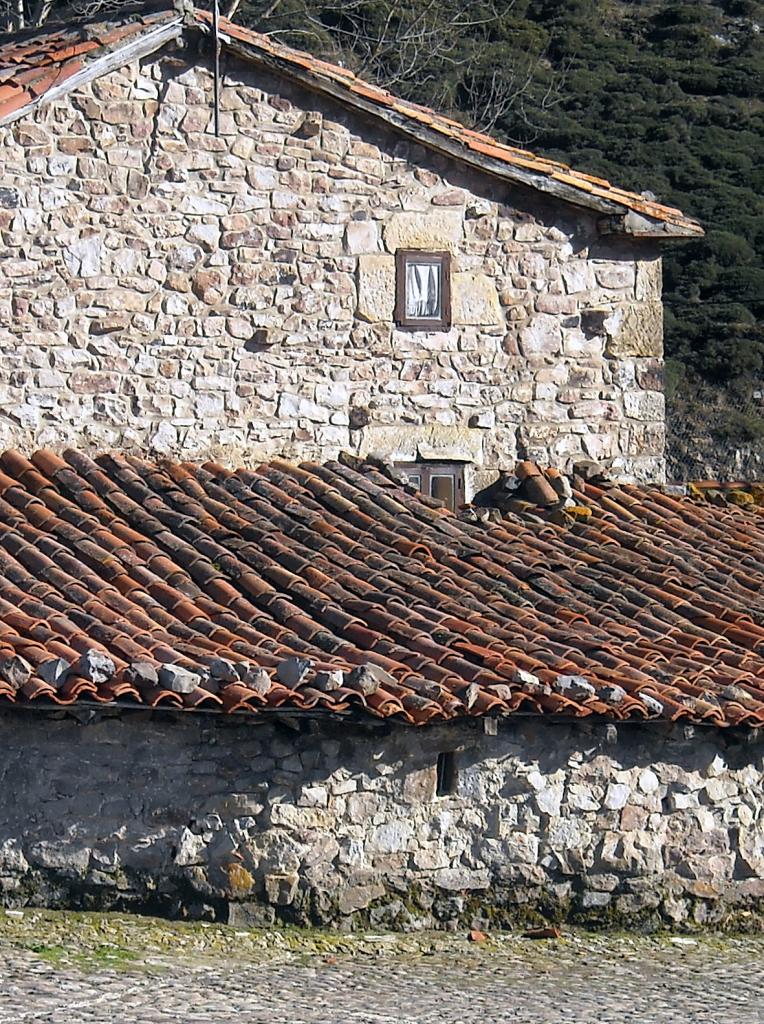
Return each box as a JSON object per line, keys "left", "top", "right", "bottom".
{"left": 212, "top": 0, "right": 221, "bottom": 138}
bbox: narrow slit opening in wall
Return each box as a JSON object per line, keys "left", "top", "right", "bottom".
{"left": 436, "top": 751, "right": 458, "bottom": 797}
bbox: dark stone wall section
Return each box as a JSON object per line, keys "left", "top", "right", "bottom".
{"left": 1, "top": 709, "right": 763, "bottom": 931}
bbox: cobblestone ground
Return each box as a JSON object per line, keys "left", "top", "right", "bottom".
{"left": 0, "top": 911, "right": 761, "bottom": 1023}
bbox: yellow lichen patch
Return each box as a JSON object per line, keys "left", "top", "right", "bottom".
{"left": 728, "top": 490, "right": 754, "bottom": 507}
{"left": 224, "top": 862, "right": 255, "bottom": 896}
{"left": 568, "top": 505, "right": 592, "bottom": 520}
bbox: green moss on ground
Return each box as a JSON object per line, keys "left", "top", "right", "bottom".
{"left": 2, "top": 908, "right": 764, "bottom": 977}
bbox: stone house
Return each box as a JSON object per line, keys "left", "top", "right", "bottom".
{"left": 0, "top": 2, "right": 702, "bottom": 504}
{"left": 6, "top": 6, "right": 761, "bottom": 938}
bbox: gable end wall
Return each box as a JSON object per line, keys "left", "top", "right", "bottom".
{"left": 0, "top": 48, "right": 666, "bottom": 483}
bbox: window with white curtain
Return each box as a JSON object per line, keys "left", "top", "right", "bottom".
{"left": 405, "top": 261, "right": 441, "bottom": 318}
{"left": 395, "top": 250, "right": 451, "bottom": 330}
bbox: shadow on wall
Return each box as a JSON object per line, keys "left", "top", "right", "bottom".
{"left": 0, "top": 708, "right": 761, "bottom": 931}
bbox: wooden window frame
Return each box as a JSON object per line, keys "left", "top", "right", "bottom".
{"left": 395, "top": 461, "right": 466, "bottom": 512}
{"left": 394, "top": 249, "right": 452, "bottom": 331}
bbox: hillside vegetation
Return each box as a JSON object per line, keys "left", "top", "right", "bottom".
{"left": 242, "top": 0, "right": 764, "bottom": 478}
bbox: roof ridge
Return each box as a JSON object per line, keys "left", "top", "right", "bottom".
{"left": 190, "top": 6, "right": 702, "bottom": 236}
{"left": 0, "top": 2, "right": 702, "bottom": 235}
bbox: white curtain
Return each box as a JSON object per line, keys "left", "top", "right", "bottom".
{"left": 405, "top": 262, "right": 440, "bottom": 318}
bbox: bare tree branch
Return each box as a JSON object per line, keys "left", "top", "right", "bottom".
{"left": 244, "top": 0, "right": 567, "bottom": 145}
{"left": 31, "top": 0, "right": 55, "bottom": 25}
{"left": 260, "top": 0, "right": 507, "bottom": 91}
{"left": 1, "top": 0, "right": 144, "bottom": 31}
{"left": 0, "top": 0, "right": 566, "bottom": 150}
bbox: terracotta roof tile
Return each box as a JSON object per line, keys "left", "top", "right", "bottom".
{"left": 0, "top": 449, "right": 762, "bottom": 728}
{"left": 0, "top": 5, "right": 179, "bottom": 121}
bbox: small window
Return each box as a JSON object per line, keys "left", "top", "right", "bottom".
{"left": 396, "top": 462, "right": 465, "bottom": 513}
{"left": 436, "top": 751, "right": 458, "bottom": 796}
{"left": 395, "top": 250, "right": 451, "bottom": 330}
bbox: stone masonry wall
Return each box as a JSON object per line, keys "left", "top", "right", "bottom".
{"left": 0, "top": 43, "right": 666, "bottom": 484}
{"left": 3, "top": 710, "right": 764, "bottom": 931}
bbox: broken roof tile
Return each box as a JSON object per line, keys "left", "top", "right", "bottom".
{"left": 0, "top": 5, "right": 179, "bottom": 121}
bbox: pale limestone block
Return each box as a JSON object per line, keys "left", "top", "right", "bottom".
{"left": 383, "top": 209, "right": 464, "bottom": 253}
{"left": 186, "top": 222, "right": 220, "bottom": 251}
{"left": 594, "top": 261, "right": 636, "bottom": 291}
{"left": 149, "top": 420, "right": 177, "bottom": 454}
{"left": 180, "top": 194, "right": 228, "bottom": 216}
{"left": 636, "top": 257, "right": 662, "bottom": 300}
{"left": 514, "top": 222, "right": 544, "bottom": 242}
{"left": 451, "top": 272, "right": 503, "bottom": 326}
{"left": 413, "top": 845, "right": 450, "bottom": 870}
{"left": 356, "top": 254, "right": 395, "bottom": 322}
{"left": 561, "top": 260, "right": 595, "bottom": 293}
{"left": 518, "top": 313, "right": 563, "bottom": 356}
{"left": 345, "top": 220, "right": 380, "bottom": 254}
{"left": 358, "top": 424, "right": 484, "bottom": 464}
{"left": 298, "top": 785, "right": 328, "bottom": 808}
{"left": 434, "top": 868, "right": 490, "bottom": 890}
{"left": 536, "top": 785, "right": 564, "bottom": 817}
{"left": 231, "top": 136, "right": 254, "bottom": 160}
{"left": 624, "top": 391, "right": 664, "bottom": 421}
{"left": 547, "top": 818, "right": 593, "bottom": 872}
{"left": 670, "top": 790, "right": 699, "bottom": 811}
{"left": 604, "top": 301, "right": 663, "bottom": 358}
{"left": 62, "top": 234, "right": 103, "bottom": 278}
{"left": 638, "top": 769, "right": 660, "bottom": 794}
{"left": 315, "top": 382, "right": 349, "bottom": 408}
{"left": 47, "top": 153, "right": 76, "bottom": 176}
{"left": 501, "top": 833, "right": 539, "bottom": 865}
{"left": 367, "top": 821, "right": 413, "bottom": 855}
{"left": 582, "top": 433, "right": 617, "bottom": 461}
{"left": 269, "top": 803, "right": 330, "bottom": 828}
{"left": 707, "top": 753, "right": 727, "bottom": 778}
{"left": 562, "top": 330, "right": 603, "bottom": 358}
{"left": 567, "top": 783, "right": 601, "bottom": 812}
{"left": 604, "top": 783, "right": 631, "bottom": 810}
